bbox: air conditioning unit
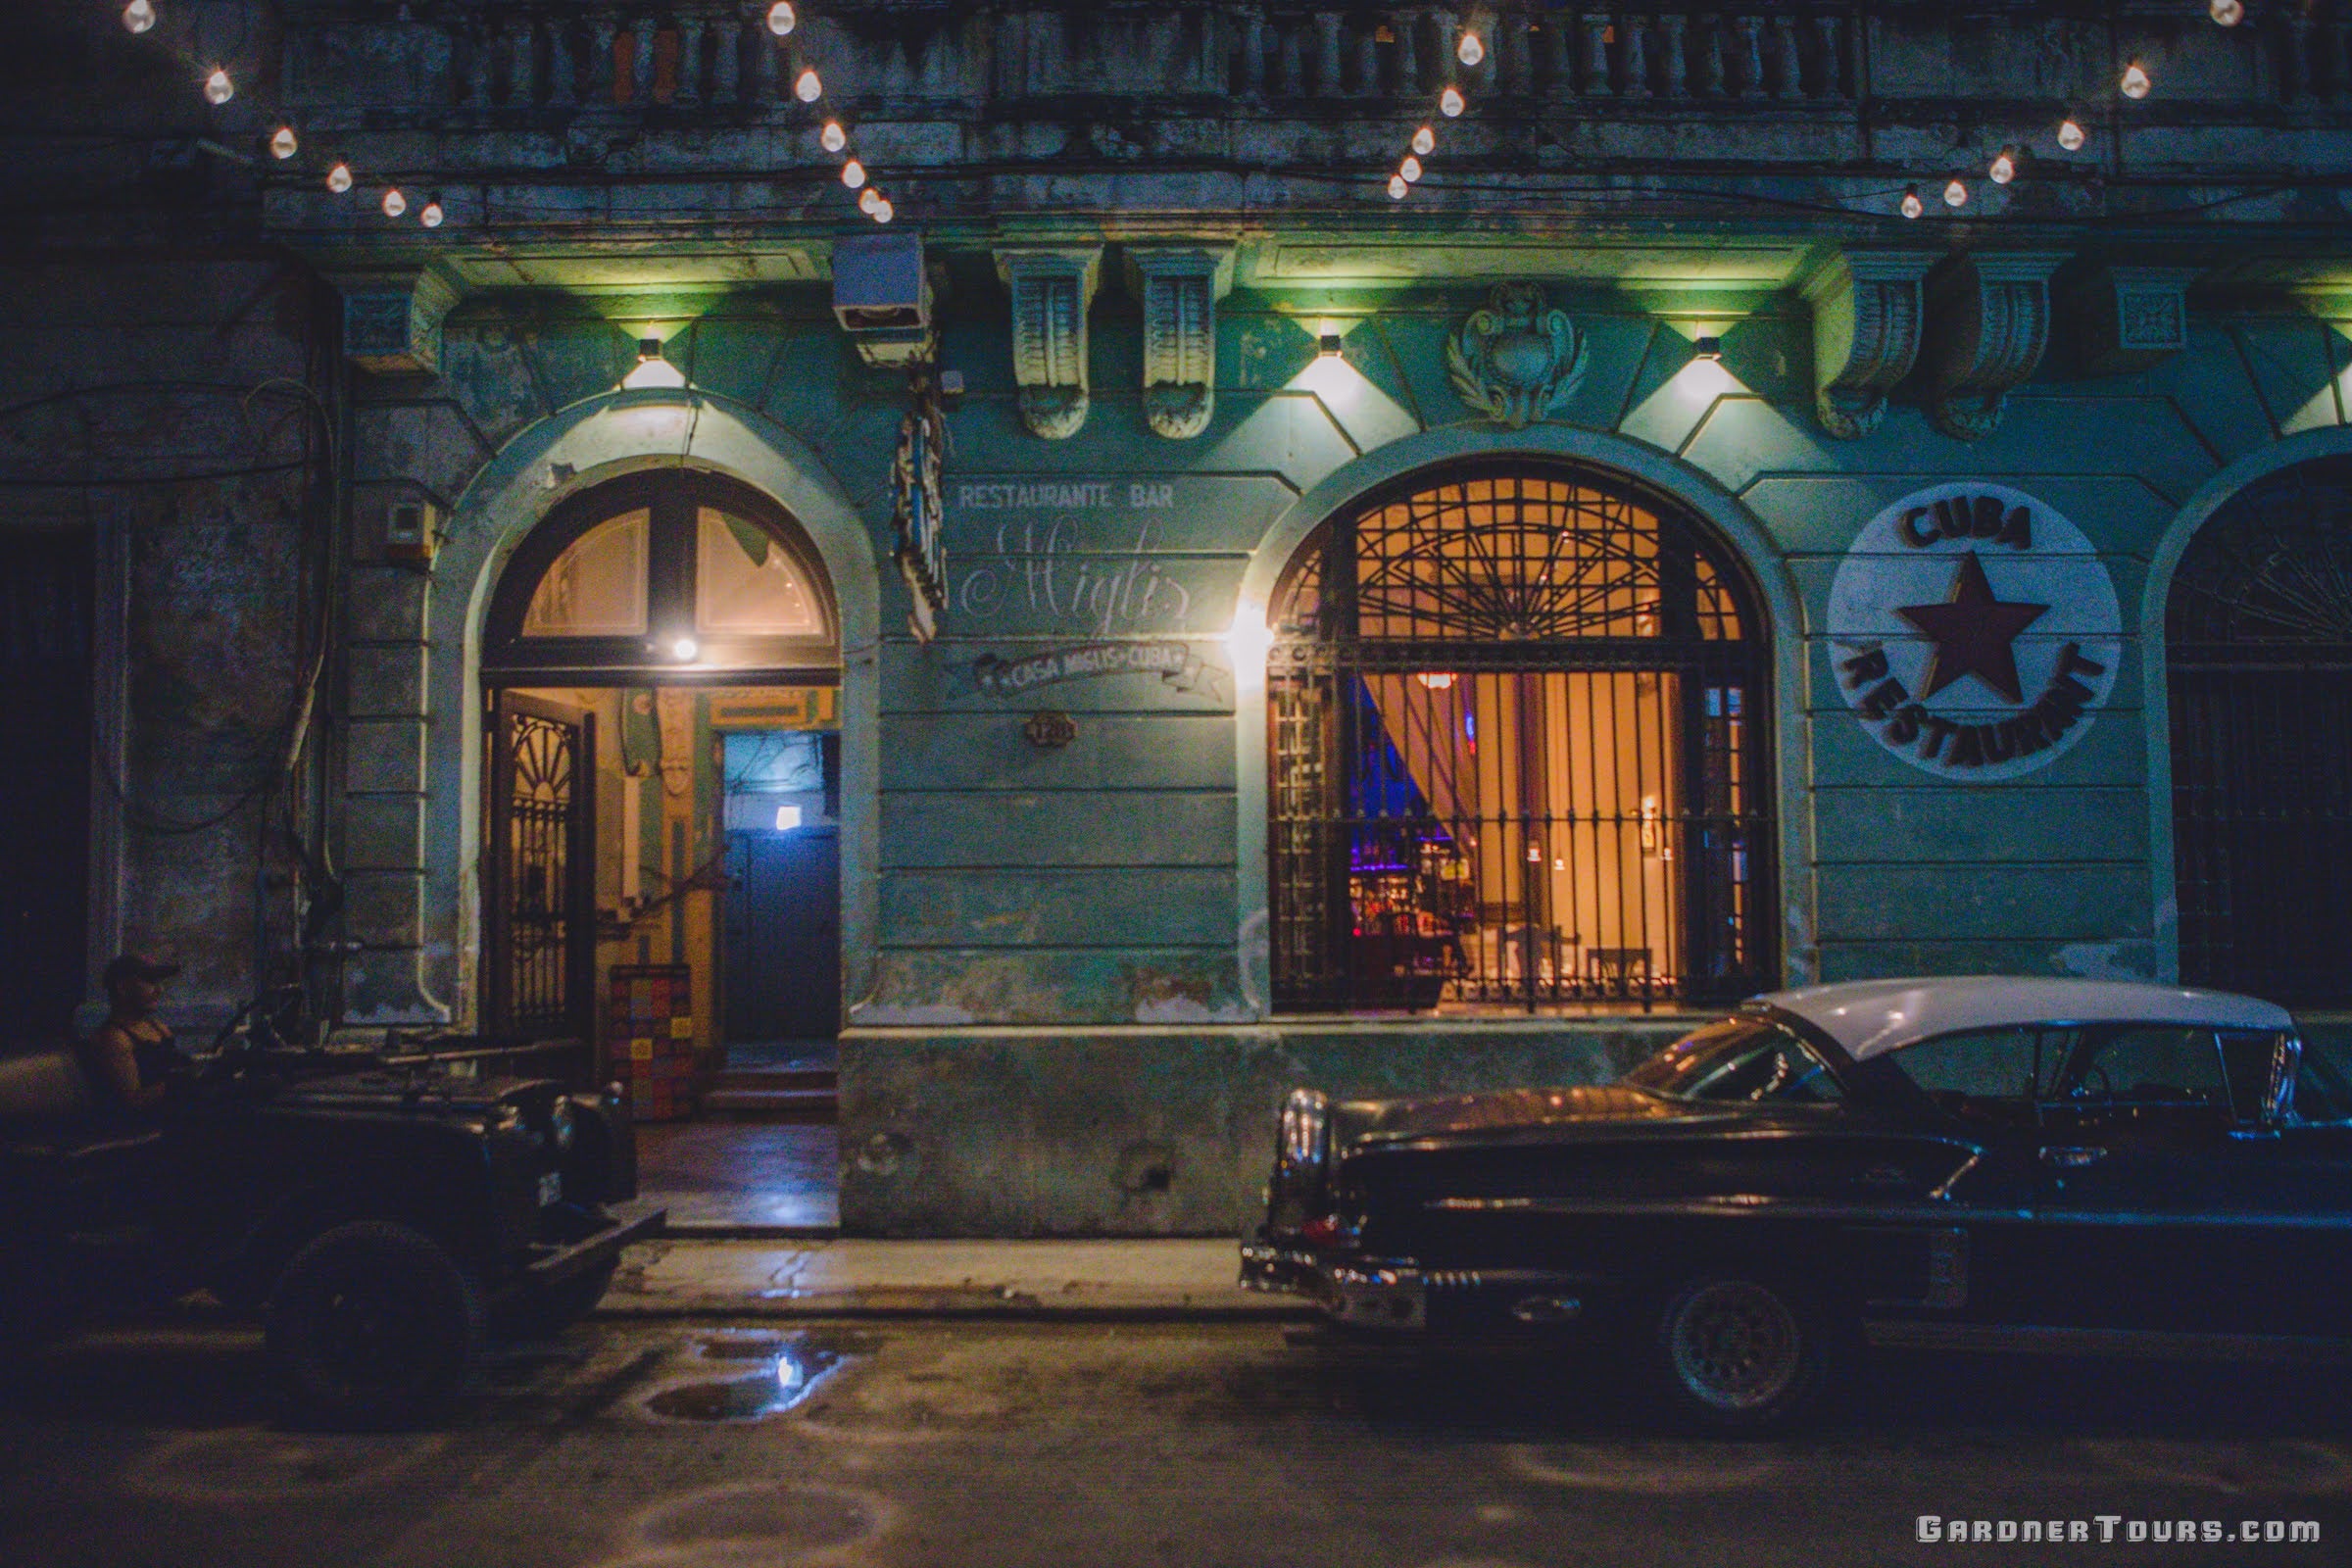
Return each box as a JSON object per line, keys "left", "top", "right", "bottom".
{"left": 832, "top": 233, "right": 933, "bottom": 367}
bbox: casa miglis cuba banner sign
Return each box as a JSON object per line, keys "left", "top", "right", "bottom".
{"left": 1827, "top": 482, "right": 2122, "bottom": 782}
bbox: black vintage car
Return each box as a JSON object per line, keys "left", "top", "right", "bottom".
{"left": 1242, "top": 976, "right": 2350, "bottom": 1429}
{"left": 0, "top": 1008, "right": 663, "bottom": 1427}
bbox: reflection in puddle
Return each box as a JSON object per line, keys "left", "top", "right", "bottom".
{"left": 636, "top": 1332, "right": 849, "bottom": 1424}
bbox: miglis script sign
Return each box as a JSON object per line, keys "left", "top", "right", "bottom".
{"left": 1826, "top": 483, "right": 2122, "bottom": 782}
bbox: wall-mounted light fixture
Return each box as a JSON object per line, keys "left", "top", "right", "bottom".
{"left": 1317, "top": 332, "right": 1345, "bottom": 359}
{"left": 1691, "top": 335, "right": 1724, "bottom": 362}
{"left": 622, "top": 337, "right": 688, "bottom": 390}
{"left": 668, "top": 635, "right": 700, "bottom": 662}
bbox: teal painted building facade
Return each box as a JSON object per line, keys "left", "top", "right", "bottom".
{"left": 18, "top": 2, "right": 2352, "bottom": 1232}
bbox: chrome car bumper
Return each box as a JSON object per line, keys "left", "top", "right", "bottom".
{"left": 1243, "top": 1234, "right": 1592, "bottom": 1333}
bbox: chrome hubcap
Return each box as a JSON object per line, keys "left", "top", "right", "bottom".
{"left": 1669, "top": 1281, "right": 1801, "bottom": 1411}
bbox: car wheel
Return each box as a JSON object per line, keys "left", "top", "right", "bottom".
{"left": 1650, "top": 1270, "right": 1843, "bottom": 1433}
{"left": 265, "top": 1220, "right": 484, "bottom": 1430}
{"left": 505, "top": 1256, "right": 618, "bottom": 1341}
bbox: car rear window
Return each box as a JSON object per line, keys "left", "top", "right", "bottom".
{"left": 1622, "top": 1017, "right": 1842, "bottom": 1103}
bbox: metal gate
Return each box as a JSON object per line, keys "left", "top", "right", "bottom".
{"left": 2169, "top": 457, "right": 2352, "bottom": 1005}
{"left": 1268, "top": 463, "right": 1773, "bottom": 1012}
{"left": 486, "top": 691, "right": 596, "bottom": 1037}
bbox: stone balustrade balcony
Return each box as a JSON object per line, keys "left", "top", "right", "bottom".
{"left": 265, "top": 2, "right": 2352, "bottom": 277}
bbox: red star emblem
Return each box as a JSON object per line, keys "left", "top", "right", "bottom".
{"left": 1896, "top": 551, "right": 2049, "bottom": 704}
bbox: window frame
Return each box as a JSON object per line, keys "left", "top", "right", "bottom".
{"left": 483, "top": 469, "right": 839, "bottom": 686}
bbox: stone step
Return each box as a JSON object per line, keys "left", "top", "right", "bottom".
{"left": 698, "top": 1083, "right": 838, "bottom": 1121}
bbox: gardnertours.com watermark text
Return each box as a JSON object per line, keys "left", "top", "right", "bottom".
{"left": 1919, "top": 1517, "right": 2320, "bottom": 1545}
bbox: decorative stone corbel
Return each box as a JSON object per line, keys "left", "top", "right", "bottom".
{"left": 330, "top": 262, "right": 466, "bottom": 375}
{"left": 1802, "top": 250, "right": 1936, "bottom": 440}
{"left": 1922, "top": 251, "right": 2070, "bottom": 440}
{"left": 2065, "top": 264, "right": 2199, "bottom": 379}
{"left": 995, "top": 247, "right": 1102, "bottom": 439}
{"left": 1124, "top": 246, "right": 1234, "bottom": 439}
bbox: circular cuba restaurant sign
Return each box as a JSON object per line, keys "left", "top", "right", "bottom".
{"left": 1827, "top": 482, "right": 2122, "bottom": 782}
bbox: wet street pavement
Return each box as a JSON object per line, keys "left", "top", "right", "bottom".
{"left": 1, "top": 1314, "right": 2346, "bottom": 1567}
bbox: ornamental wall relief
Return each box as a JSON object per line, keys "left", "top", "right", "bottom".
{"left": 1446, "top": 282, "right": 1590, "bottom": 427}
{"left": 1827, "top": 482, "right": 2122, "bottom": 782}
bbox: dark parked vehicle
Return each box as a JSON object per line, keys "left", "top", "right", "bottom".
{"left": 1242, "top": 977, "right": 2348, "bottom": 1429}
{"left": 0, "top": 999, "right": 662, "bottom": 1427}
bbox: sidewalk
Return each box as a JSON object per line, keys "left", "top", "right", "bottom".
{"left": 604, "top": 1236, "right": 1310, "bottom": 1320}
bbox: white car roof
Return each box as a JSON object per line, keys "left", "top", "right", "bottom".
{"left": 1753, "top": 976, "right": 2295, "bottom": 1061}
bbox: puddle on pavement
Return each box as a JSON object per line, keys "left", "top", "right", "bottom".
{"left": 635, "top": 1330, "right": 864, "bottom": 1425}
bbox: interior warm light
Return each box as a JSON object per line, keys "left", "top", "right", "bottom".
{"left": 1943, "top": 178, "right": 1968, "bottom": 208}
{"left": 419, "top": 198, "right": 445, "bottom": 228}
{"left": 795, "top": 68, "right": 822, "bottom": 102}
{"left": 766, "top": 1, "right": 796, "bottom": 35}
{"left": 1412, "top": 124, "right": 1435, "bottom": 157}
{"left": 2120, "top": 63, "right": 2151, "bottom": 99}
{"left": 1440, "top": 85, "right": 1466, "bottom": 117}
{"left": 270, "top": 125, "right": 298, "bottom": 160}
{"left": 1456, "top": 30, "right": 1484, "bottom": 68}
{"left": 2058, "top": 118, "right": 2086, "bottom": 151}
{"left": 1988, "top": 151, "right": 2015, "bottom": 184}
{"left": 204, "top": 68, "right": 234, "bottom": 105}
{"left": 122, "top": 0, "right": 156, "bottom": 34}
{"left": 1399, "top": 155, "right": 1423, "bottom": 183}
{"left": 1388, "top": 173, "right": 1408, "bottom": 199}
{"left": 670, "top": 636, "right": 700, "bottom": 662}
{"left": 1415, "top": 672, "right": 1456, "bottom": 690}
{"left": 326, "top": 162, "right": 353, "bottom": 193}
{"left": 2210, "top": 0, "right": 2243, "bottom": 25}
{"left": 622, "top": 338, "right": 689, "bottom": 390}
{"left": 1899, "top": 186, "right": 1924, "bottom": 219}
{"left": 381, "top": 187, "right": 407, "bottom": 218}
{"left": 820, "top": 120, "right": 846, "bottom": 153}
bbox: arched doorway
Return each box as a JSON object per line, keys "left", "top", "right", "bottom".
{"left": 1265, "top": 458, "right": 1775, "bottom": 1012}
{"left": 2168, "top": 455, "right": 2352, "bottom": 1005}
{"left": 480, "top": 468, "right": 843, "bottom": 1088}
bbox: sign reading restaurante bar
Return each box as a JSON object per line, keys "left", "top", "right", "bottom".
{"left": 1827, "top": 482, "right": 2122, "bottom": 782}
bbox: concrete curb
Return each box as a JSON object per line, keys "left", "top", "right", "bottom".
{"left": 596, "top": 1294, "right": 1314, "bottom": 1322}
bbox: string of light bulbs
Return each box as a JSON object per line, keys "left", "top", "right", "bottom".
{"left": 1374, "top": 4, "right": 2253, "bottom": 223}
{"left": 117, "top": 0, "right": 890, "bottom": 231}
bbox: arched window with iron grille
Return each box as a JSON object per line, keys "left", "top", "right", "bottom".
{"left": 1266, "top": 460, "right": 1776, "bottom": 1013}
{"left": 2169, "top": 456, "right": 2352, "bottom": 1005}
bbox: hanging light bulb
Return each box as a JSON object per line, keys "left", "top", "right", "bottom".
{"left": 858, "top": 187, "right": 882, "bottom": 214}
{"left": 841, "top": 159, "right": 866, "bottom": 189}
{"left": 1411, "top": 124, "right": 1435, "bottom": 157}
{"left": 795, "top": 68, "right": 822, "bottom": 102}
{"left": 269, "top": 125, "right": 298, "bottom": 160}
{"left": 1399, "top": 155, "right": 1423, "bottom": 183}
{"left": 1943, "top": 177, "right": 1968, "bottom": 208}
{"left": 325, "top": 162, "right": 353, "bottom": 193}
{"left": 381, "top": 187, "right": 407, "bottom": 218}
{"left": 2120, "top": 63, "right": 2151, "bottom": 99}
{"left": 766, "top": 1, "right": 796, "bottom": 35}
{"left": 820, "top": 120, "right": 847, "bottom": 153}
{"left": 122, "top": 0, "right": 156, "bottom": 35}
{"left": 1440, "top": 85, "right": 1465, "bottom": 118}
{"left": 2058, "top": 118, "right": 2086, "bottom": 151}
{"left": 204, "top": 68, "right": 234, "bottom": 105}
{"left": 1387, "top": 173, "right": 1408, "bottom": 199}
{"left": 1899, "top": 185, "right": 1924, "bottom": 220}
{"left": 872, "top": 197, "right": 894, "bottom": 223}
{"left": 1988, "top": 151, "right": 2016, "bottom": 184}
{"left": 2210, "top": 0, "right": 2243, "bottom": 24}
{"left": 419, "top": 197, "right": 444, "bottom": 228}
{"left": 1457, "top": 30, "right": 1485, "bottom": 68}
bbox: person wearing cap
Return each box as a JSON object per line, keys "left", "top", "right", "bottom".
{"left": 81, "top": 954, "right": 184, "bottom": 1117}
